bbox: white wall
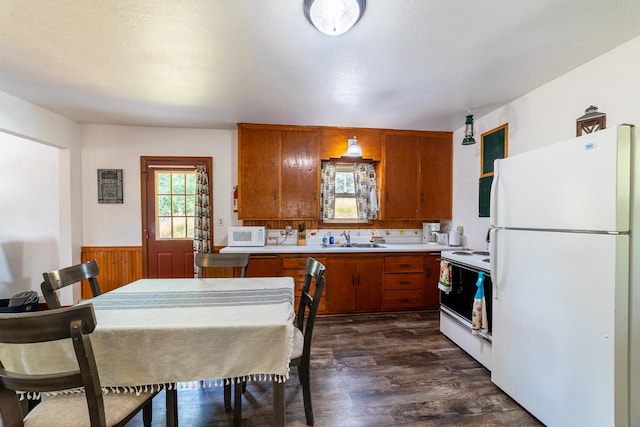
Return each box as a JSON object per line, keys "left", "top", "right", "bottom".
{"left": 81, "top": 124, "right": 236, "bottom": 247}
{"left": 0, "top": 91, "right": 81, "bottom": 304}
{"left": 452, "top": 35, "right": 640, "bottom": 250}
{"left": 0, "top": 133, "right": 59, "bottom": 295}
{"left": 452, "top": 35, "right": 640, "bottom": 426}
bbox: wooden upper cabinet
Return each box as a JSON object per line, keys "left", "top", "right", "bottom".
{"left": 319, "top": 127, "right": 383, "bottom": 161}
{"left": 238, "top": 126, "right": 281, "bottom": 219}
{"left": 383, "top": 134, "right": 419, "bottom": 219}
{"left": 238, "top": 124, "right": 319, "bottom": 219}
{"left": 418, "top": 134, "right": 452, "bottom": 219}
{"left": 383, "top": 131, "right": 452, "bottom": 220}
{"left": 280, "top": 130, "right": 320, "bottom": 218}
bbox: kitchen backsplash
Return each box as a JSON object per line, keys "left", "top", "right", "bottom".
{"left": 266, "top": 228, "right": 425, "bottom": 246}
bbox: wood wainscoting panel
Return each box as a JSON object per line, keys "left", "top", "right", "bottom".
{"left": 81, "top": 246, "right": 143, "bottom": 298}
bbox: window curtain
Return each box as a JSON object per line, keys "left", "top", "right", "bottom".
{"left": 353, "top": 163, "right": 377, "bottom": 220}
{"left": 194, "top": 166, "right": 211, "bottom": 256}
{"left": 320, "top": 162, "right": 336, "bottom": 220}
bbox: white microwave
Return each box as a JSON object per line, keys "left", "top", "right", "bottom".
{"left": 227, "top": 226, "right": 266, "bottom": 247}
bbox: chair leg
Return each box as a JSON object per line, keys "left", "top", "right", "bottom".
{"left": 224, "top": 383, "right": 232, "bottom": 412}
{"left": 233, "top": 380, "right": 242, "bottom": 427}
{"left": 300, "top": 360, "right": 314, "bottom": 426}
{"left": 142, "top": 401, "right": 152, "bottom": 427}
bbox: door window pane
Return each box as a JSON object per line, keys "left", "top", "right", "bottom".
{"left": 156, "top": 170, "right": 196, "bottom": 240}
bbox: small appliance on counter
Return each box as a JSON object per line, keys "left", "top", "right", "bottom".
{"left": 422, "top": 222, "right": 440, "bottom": 244}
{"left": 227, "top": 226, "right": 266, "bottom": 247}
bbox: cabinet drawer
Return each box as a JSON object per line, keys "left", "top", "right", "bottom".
{"left": 283, "top": 268, "right": 307, "bottom": 284}
{"left": 282, "top": 257, "right": 326, "bottom": 269}
{"left": 383, "top": 290, "right": 423, "bottom": 309}
{"left": 282, "top": 257, "right": 309, "bottom": 269}
{"left": 383, "top": 273, "right": 424, "bottom": 290}
{"left": 384, "top": 256, "right": 424, "bottom": 273}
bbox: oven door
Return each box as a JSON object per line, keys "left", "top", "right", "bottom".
{"left": 440, "top": 263, "right": 493, "bottom": 336}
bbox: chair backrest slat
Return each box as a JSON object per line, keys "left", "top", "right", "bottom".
{"left": 195, "top": 253, "right": 249, "bottom": 278}
{"left": 41, "top": 260, "right": 102, "bottom": 309}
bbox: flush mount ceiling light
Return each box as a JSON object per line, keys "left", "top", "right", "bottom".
{"left": 462, "top": 114, "right": 476, "bottom": 145}
{"left": 304, "top": 0, "right": 366, "bottom": 36}
{"left": 346, "top": 136, "right": 362, "bottom": 157}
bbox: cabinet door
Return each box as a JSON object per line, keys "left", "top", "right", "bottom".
{"left": 418, "top": 135, "right": 452, "bottom": 219}
{"left": 327, "top": 257, "right": 382, "bottom": 313}
{"left": 238, "top": 127, "right": 280, "bottom": 219}
{"left": 280, "top": 130, "right": 319, "bottom": 218}
{"left": 327, "top": 258, "right": 357, "bottom": 313}
{"left": 424, "top": 252, "right": 440, "bottom": 309}
{"left": 383, "top": 135, "right": 418, "bottom": 219}
{"left": 246, "top": 255, "right": 281, "bottom": 277}
{"left": 356, "top": 258, "right": 383, "bottom": 311}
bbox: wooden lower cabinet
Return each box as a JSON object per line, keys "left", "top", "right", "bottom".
{"left": 383, "top": 255, "right": 425, "bottom": 309}
{"left": 80, "top": 246, "right": 143, "bottom": 298}
{"left": 424, "top": 252, "right": 441, "bottom": 309}
{"left": 327, "top": 257, "right": 383, "bottom": 313}
{"left": 234, "top": 251, "right": 440, "bottom": 315}
{"left": 282, "top": 256, "right": 327, "bottom": 314}
{"left": 246, "top": 255, "right": 282, "bottom": 277}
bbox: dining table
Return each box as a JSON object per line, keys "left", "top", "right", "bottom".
{"left": 0, "top": 276, "right": 295, "bottom": 427}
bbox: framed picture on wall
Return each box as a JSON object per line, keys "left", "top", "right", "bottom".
{"left": 481, "top": 123, "right": 509, "bottom": 177}
{"left": 97, "top": 169, "right": 123, "bottom": 204}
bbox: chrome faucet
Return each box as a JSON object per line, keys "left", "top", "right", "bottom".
{"left": 341, "top": 230, "right": 351, "bottom": 246}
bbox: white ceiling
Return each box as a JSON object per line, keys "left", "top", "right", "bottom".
{"left": 1, "top": 0, "right": 640, "bottom": 131}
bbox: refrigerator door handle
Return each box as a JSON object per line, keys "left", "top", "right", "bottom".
{"left": 490, "top": 159, "right": 500, "bottom": 227}
{"left": 490, "top": 228, "right": 498, "bottom": 299}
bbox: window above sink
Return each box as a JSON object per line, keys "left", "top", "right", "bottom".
{"left": 321, "top": 161, "right": 379, "bottom": 224}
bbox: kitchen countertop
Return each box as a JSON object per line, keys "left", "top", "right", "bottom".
{"left": 220, "top": 243, "right": 457, "bottom": 254}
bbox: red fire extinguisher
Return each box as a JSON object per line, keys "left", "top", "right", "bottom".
{"left": 233, "top": 185, "right": 238, "bottom": 213}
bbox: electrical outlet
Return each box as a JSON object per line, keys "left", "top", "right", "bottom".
{"left": 285, "top": 225, "right": 293, "bottom": 235}
{"left": 217, "top": 217, "right": 223, "bottom": 226}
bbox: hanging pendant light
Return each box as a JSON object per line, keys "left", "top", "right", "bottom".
{"left": 462, "top": 114, "right": 476, "bottom": 145}
{"left": 346, "top": 136, "right": 362, "bottom": 157}
{"left": 304, "top": 0, "right": 366, "bottom": 36}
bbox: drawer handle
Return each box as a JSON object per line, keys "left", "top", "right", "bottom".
{"left": 399, "top": 281, "right": 410, "bottom": 285}
{"left": 399, "top": 298, "right": 410, "bottom": 303}
{"left": 399, "top": 264, "right": 411, "bottom": 268}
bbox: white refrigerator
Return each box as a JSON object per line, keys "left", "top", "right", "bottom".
{"left": 489, "top": 124, "right": 638, "bottom": 427}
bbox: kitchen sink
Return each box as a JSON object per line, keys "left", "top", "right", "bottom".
{"left": 348, "top": 242, "right": 386, "bottom": 248}
{"left": 322, "top": 242, "right": 386, "bottom": 249}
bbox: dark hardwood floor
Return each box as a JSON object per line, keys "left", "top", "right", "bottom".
{"left": 127, "top": 311, "right": 543, "bottom": 426}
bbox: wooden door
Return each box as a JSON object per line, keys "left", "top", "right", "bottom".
{"left": 280, "top": 129, "right": 320, "bottom": 218}
{"left": 238, "top": 126, "right": 280, "bottom": 219}
{"left": 141, "top": 157, "right": 212, "bottom": 278}
{"left": 418, "top": 134, "right": 452, "bottom": 219}
{"left": 383, "top": 134, "right": 418, "bottom": 219}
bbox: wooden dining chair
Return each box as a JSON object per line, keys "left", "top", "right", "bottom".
{"left": 291, "top": 257, "right": 326, "bottom": 426}
{"left": 194, "top": 252, "right": 250, "bottom": 416}
{"left": 41, "top": 260, "right": 102, "bottom": 309}
{"left": 234, "top": 256, "right": 326, "bottom": 426}
{"left": 0, "top": 304, "right": 157, "bottom": 427}
{"left": 194, "top": 252, "right": 249, "bottom": 278}
{"left": 40, "top": 260, "right": 155, "bottom": 425}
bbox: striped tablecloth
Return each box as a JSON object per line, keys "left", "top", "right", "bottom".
{"left": 1, "top": 277, "right": 295, "bottom": 389}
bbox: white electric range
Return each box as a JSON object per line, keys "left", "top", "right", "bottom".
{"left": 439, "top": 249, "right": 493, "bottom": 370}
